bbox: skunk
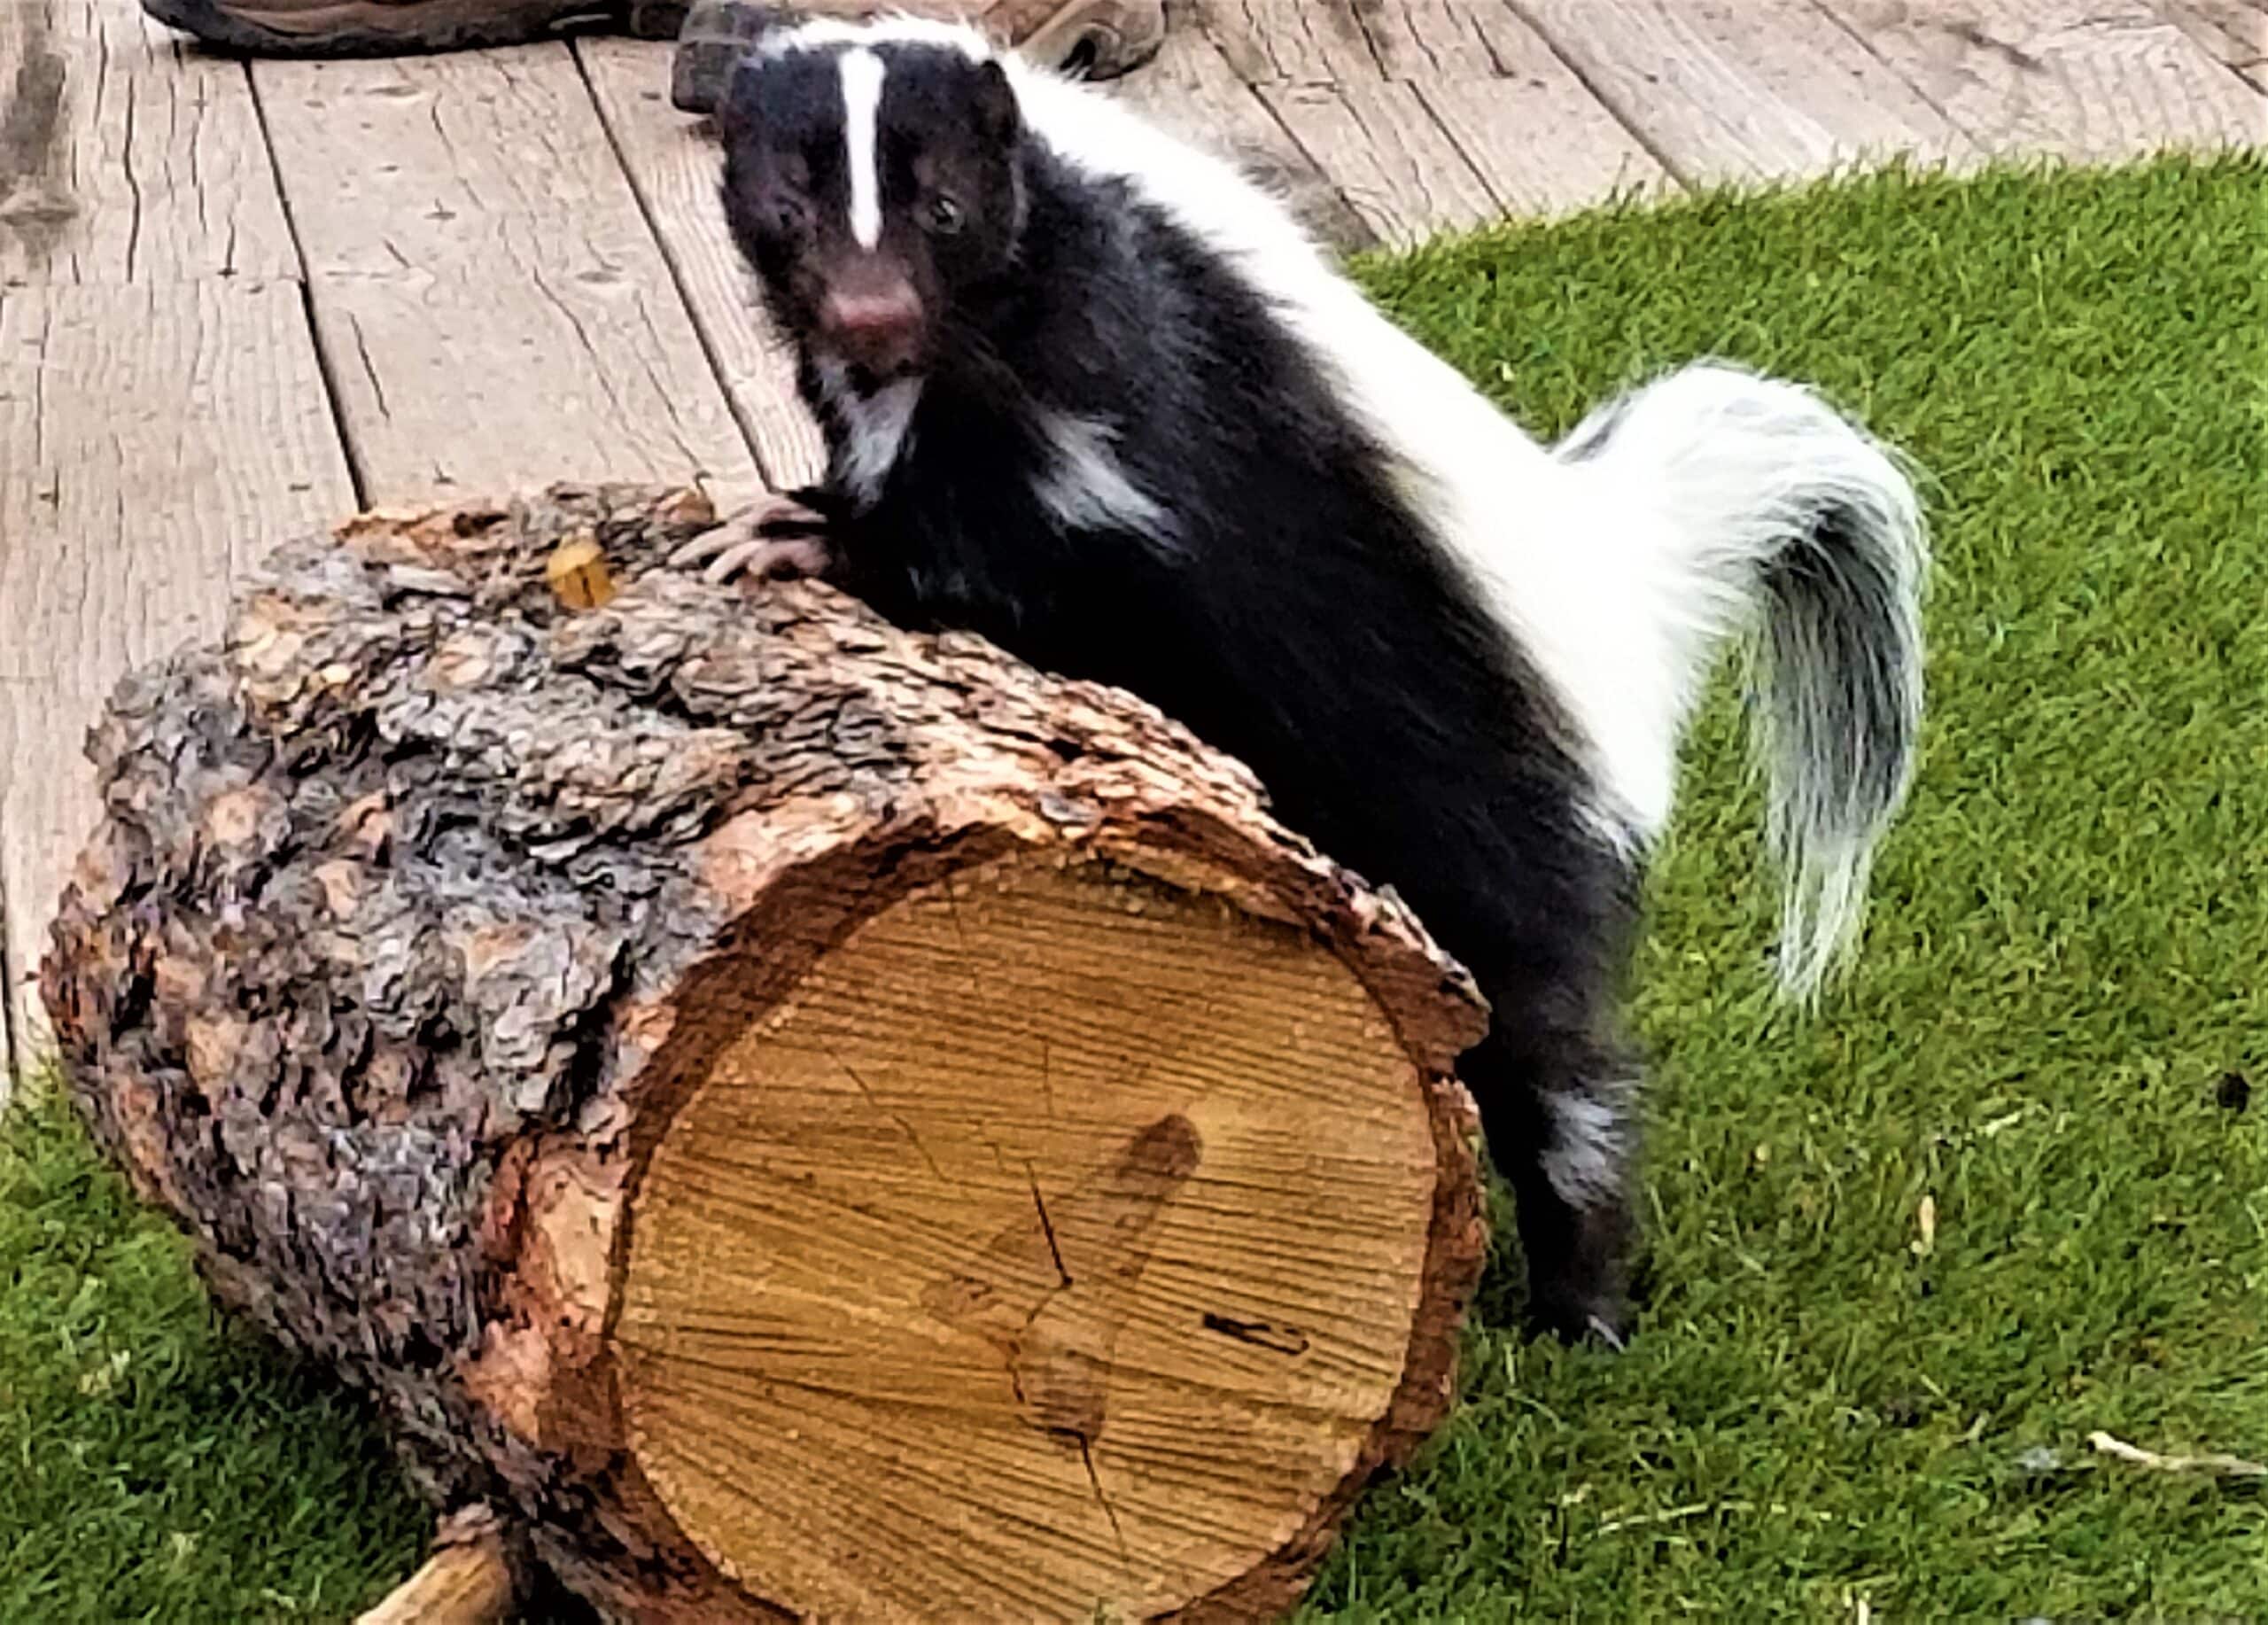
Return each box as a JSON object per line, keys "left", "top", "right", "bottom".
{"left": 686, "top": 13, "right": 1929, "bottom": 1344}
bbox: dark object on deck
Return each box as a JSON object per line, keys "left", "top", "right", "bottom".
{"left": 135, "top": 0, "right": 1166, "bottom": 79}
{"left": 140, "top": 0, "right": 691, "bottom": 56}
{"left": 42, "top": 485, "right": 1487, "bottom": 1624}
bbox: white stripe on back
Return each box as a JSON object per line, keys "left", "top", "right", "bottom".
{"left": 839, "top": 48, "right": 886, "bottom": 250}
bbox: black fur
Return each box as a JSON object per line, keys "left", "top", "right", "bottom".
{"left": 719, "top": 35, "right": 1645, "bottom": 1342}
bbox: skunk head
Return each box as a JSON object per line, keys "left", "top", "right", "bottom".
{"left": 718, "top": 18, "right": 1029, "bottom": 390}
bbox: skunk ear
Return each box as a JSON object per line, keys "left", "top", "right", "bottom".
{"left": 684, "top": 4, "right": 796, "bottom": 127}
{"left": 736, "top": 3, "right": 800, "bottom": 46}
{"left": 702, "top": 0, "right": 796, "bottom": 46}
{"left": 971, "top": 56, "right": 1021, "bottom": 145}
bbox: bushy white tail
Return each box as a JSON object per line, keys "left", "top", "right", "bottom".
{"left": 1556, "top": 361, "right": 1929, "bottom": 999}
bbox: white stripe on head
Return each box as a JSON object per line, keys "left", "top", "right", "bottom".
{"left": 839, "top": 47, "right": 886, "bottom": 251}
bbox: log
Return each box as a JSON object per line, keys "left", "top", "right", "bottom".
{"left": 40, "top": 484, "right": 1489, "bottom": 1624}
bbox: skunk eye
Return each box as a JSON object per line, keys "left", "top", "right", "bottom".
{"left": 921, "top": 194, "right": 966, "bottom": 236}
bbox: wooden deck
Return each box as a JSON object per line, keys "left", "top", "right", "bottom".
{"left": 3, "top": 0, "right": 2264, "bottom": 1075}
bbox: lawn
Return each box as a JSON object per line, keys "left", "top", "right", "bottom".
{"left": 4, "top": 152, "right": 2264, "bottom": 1621}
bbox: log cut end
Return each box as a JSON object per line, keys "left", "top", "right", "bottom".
{"left": 625, "top": 854, "right": 1449, "bottom": 1621}
{"left": 41, "top": 484, "right": 1491, "bottom": 1624}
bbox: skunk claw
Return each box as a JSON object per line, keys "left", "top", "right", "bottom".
{"left": 700, "top": 533, "right": 831, "bottom": 584}
{"left": 673, "top": 492, "right": 834, "bottom": 583}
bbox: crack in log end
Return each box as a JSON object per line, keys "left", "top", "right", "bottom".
{"left": 1028, "top": 1166, "right": 1074, "bottom": 1290}
{"left": 834, "top": 1054, "right": 946, "bottom": 1185}
{"left": 1200, "top": 1313, "right": 1312, "bottom": 1358}
{"left": 1076, "top": 1435, "right": 1132, "bottom": 1574}
{"left": 1014, "top": 1334, "right": 1108, "bottom": 1442}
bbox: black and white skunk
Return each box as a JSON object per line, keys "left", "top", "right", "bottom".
{"left": 687, "top": 14, "right": 1929, "bottom": 1344}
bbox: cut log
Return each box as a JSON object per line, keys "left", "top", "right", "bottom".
{"left": 40, "top": 485, "right": 1490, "bottom": 1624}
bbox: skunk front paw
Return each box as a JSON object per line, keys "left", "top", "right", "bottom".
{"left": 672, "top": 490, "right": 835, "bottom": 584}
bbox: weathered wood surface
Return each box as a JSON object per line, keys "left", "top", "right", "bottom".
{"left": 0, "top": 0, "right": 352, "bottom": 1084}
{"left": 1512, "top": 0, "right": 1976, "bottom": 185}
{"left": 42, "top": 483, "right": 1490, "bottom": 1622}
{"left": 252, "top": 47, "right": 761, "bottom": 508}
{"left": 0, "top": 282, "right": 351, "bottom": 1070}
{"left": 1416, "top": 2, "right": 1675, "bottom": 216}
{"left": 2158, "top": 0, "right": 2268, "bottom": 86}
{"left": 1819, "top": 0, "right": 2268, "bottom": 162}
{"left": 0, "top": 292, "right": 353, "bottom": 1060}
{"left": 577, "top": 37, "right": 829, "bottom": 491}
{"left": 1257, "top": 79, "right": 1500, "bottom": 245}
{"left": 0, "top": 0, "right": 295, "bottom": 286}
{"left": 1202, "top": 0, "right": 1674, "bottom": 238}
{"left": 1200, "top": 0, "right": 1670, "bottom": 208}
{"left": 1105, "top": 25, "right": 1379, "bottom": 251}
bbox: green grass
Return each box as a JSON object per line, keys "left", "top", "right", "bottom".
{"left": 1317, "top": 152, "right": 2268, "bottom": 1620}
{"left": 0, "top": 1084, "right": 425, "bottom": 1620}
{"left": 5, "top": 153, "right": 2264, "bottom": 1621}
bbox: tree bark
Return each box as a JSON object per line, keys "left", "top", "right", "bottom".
{"left": 41, "top": 484, "right": 1489, "bottom": 1624}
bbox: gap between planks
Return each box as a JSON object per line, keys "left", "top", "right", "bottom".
{"left": 575, "top": 37, "right": 827, "bottom": 490}
{"left": 2155, "top": 0, "right": 2268, "bottom": 89}
{"left": 249, "top": 44, "right": 763, "bottom": 508}
{"left": 0, "top": 0, "right": 355, "bottom": 1078}
{"left": 0, "top": 280, "right": 356, "bottom": 1077}
{"left": 1196, "top": 0, "right": 1679, "bottom": 244}
{"left": 1812, "top": 0, "right": 2268, "bottom": 165}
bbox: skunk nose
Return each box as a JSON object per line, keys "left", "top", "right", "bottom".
{"left": 819, "top": 283, "right": 926, "bottom": 376}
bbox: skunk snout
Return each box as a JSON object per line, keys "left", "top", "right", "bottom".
{"left": 818, "top": 279, "right": 927, "bottom": 378}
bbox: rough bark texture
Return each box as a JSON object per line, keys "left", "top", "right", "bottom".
{"left": 41, "top": 485, "right": 1490, "bottom": 1624}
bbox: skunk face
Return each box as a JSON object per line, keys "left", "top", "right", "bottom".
{"left": 718, "top": 27, "right": 1027, "bottom": 391}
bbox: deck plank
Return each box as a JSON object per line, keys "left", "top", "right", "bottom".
{"left": 254, "top": 46, "right": 761, "bottom": 507}
{"left": 1104, "top": 27, "right": 1378, "bottom": 253}
{"left": 1408, "top": 8, "right": 1676, "bottom": 218}
{"left": 1348, "top": 0, "right": 1497, "bottom": 78}
{"left": 1257, "top": 79, "right": 1502, "bottom": 246}
{"left": 0, "top": 0, "right": 296, "bottom": 286}
{"left": 1198, "top": 0, "right": 1382, "bottom": 85}
{"left": 1202, "top": 0, "right": 1660, "bottom": 242}
{"left": 1418, "top": 79, "right": 1674, "bottom": 220}
{"left": 1512, "top": 0, "right": 1975, "bottom": 185}
{"left": 1355, "top": 0, "right": 1553, "bottom": 79}
{"left": 1821, "top": 0, "right": 2268, "bottom": 161}
{"left": 0, "top": 278, "right": 354, "bottom": 1068}
{"left": 2, "top": 2, "right": 346, "bottom": 1078}
{"left": 2157, "top": 0, "right": 2268, "bottom": 85}
{"left": 578, "top": 38, "right": 825, "bottom": 491}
